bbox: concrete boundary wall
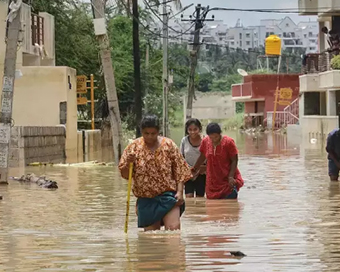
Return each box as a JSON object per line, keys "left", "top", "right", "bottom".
{"left": 77, "top": 129, "right": 113, "bottom": 160}
{"left": 10, "top": 126, "right": 66, "bottom": 167}
{"left": 9, "top": 126, "right": 113, "bottom": 167}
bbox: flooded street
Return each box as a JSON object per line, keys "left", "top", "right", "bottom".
{"left": 0, "top": 131, "right": 338, "bottom": 271}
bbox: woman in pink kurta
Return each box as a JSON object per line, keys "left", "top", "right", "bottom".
{"left": 192, "top": 123, "right": 244, "bottom": 199}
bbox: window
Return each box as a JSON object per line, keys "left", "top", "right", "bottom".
{"left": 246, "top": 41, "right": 250, "bottom": 45}
{"left": 254, "top": 33, "right": 257, "bottom": 38}
{"left": 239, "top": 33, "right": 242, "bottom": 39}
{"left": 304, "top": 34, "right": 307, "bottom": 38}
{"left": 266, "top": 32, "right": 270, "bottom": 37}
{"left": 246, "top": 33, "right": 250, "bottom": 38}
{"left": 231, "top": 42, "right": 234, "bottom": 45}
{"left": 240, "top": 41, "right": 242, "bottom": 47}
{"left": 304, "top": 92, "right": 322, "bottom": 115}
{"left": 59, "top": 102, "right": 67, "bottom": 124}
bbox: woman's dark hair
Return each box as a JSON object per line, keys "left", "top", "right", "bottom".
{"left": 185, "top": 118, "right": 202, "bottom": 136}
{"left": 140, "top": 114, "right": 160, "bottom": 131}
{"left": 206, "top": 122, "right": 222, "bottom": 135}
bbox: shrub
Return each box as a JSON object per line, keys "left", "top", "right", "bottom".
{"left": 331, "top": 55, "right": 340, "bottom": 70}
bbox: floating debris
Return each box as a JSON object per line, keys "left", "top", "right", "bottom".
{"left": 27, "top": 162, "right": 54, "bottom": 167}
{"left": 10, "top": 174, "right": 58, "bottom": 189}
{"left": 53, "top": 161, "right": 114, "bottom": 167}
{"left": 27, "top": 161, "right": 114, "bottom": 168}
{"left": 230, "top": 251, "right": 246, "bottom": 257}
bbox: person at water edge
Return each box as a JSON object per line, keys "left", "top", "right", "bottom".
{"left": 325, "top": 128, "right": 340, "bottom": 181}
{"left": 192, "top": 122, "right": 244, "bottom": 199}
{"left": 119, "top": 115, "right": 192, "bottom": 231}
{"left": 180, "top": 118, "right": 206, "bottom": 198}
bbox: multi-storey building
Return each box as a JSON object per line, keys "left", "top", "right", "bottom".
{"left": 296, "top": 0, "right": 340, "bottom": 140}
{"left": 167, "top": 17, "right": 318, "bottom": 53}
{"left": 227, "top": 17, "right": 318, "bottom": 53}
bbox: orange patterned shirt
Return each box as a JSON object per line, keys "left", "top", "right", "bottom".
{"left": 119, "top": 137, "right": 192, "bottom": 198}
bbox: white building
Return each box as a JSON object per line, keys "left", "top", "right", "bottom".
{"left": 226, "top": 17, "right": 318, "bottom": 53}
{"left": 226, "top": 24, "right": 266, "bottom": 51}
{"left": 167, "top": 19, "right": 228, "bottom": 47}
{"left": 166, "top": 17, "right": 318, "bottom": 53}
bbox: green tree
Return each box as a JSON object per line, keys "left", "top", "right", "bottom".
{"left": 197, "top": 73, "right": 214, "bottom": 92}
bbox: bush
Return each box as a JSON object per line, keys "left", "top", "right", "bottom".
{"left": 221, "top": 113, "right": 244, "bottom": 130}
{"left": 331, "top": 55, "right": 340, "bottom": 70}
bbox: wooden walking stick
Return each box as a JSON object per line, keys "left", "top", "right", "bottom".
{"left": 124, "top": 163, "right": 133, "bottom": 233}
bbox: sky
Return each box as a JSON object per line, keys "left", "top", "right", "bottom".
{"left": 178, "top": 0, "right": 316, "bottom": 26}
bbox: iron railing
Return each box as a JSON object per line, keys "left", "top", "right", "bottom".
{"left": 301, "top": 51, "right": 336, "bottom": 74}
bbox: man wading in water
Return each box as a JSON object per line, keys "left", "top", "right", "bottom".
{"left": 326, "top": 128, "right": 340, "bottom": 181}
{"left": 192, "top": 123, "right": 244, "bottom": 199}
{"left": 119, "top": 115, "right": 192, "bottom": 231}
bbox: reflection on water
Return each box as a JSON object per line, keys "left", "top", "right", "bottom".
{"left": 1, "top": 130, "right": 340, "bottom": 271}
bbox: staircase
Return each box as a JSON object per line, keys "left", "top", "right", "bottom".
{"left": 266, "top": 98, "right": 299, "bottom": 129}
{"left": 283, "top": 97, "right": 299, "bottom": 125}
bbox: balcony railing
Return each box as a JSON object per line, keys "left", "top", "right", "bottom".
{"left": 301, "top": 51, "right": 336, "bottom": 74}
{"left": 231, "top": 82, "right": 252, "bottom": 98}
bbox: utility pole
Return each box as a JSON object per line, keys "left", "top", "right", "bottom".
{"left": 132, "top": 0, "right": 142, "bottom": 138}
{"left": 90, "top": 74, "right": 95, "bottom": 130}
{"left": 91, "top": 0, "right": 123, "bottom": 164}
{"left": 182, "top": 4, "right": 213, "bottom": 120}
{"left": 0, "top": 1, "right": 22, "bottom": 185}
{"left": 145, "top": 43, "right": 149, "bottom": 113}
{"left": 162, "top": 0, "right": 169, "bottom": 137}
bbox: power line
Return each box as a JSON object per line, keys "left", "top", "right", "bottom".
{"left": 207, "top": 7, "right": 340, "bottom": 14}
{"left": 143, "top": 0, "right": 192, "bottom": 35}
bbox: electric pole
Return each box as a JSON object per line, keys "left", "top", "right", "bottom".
{"left": 132, "top": 0, "right": 142, "bottom": 138}
{"left": 162, "top": 0, "right": 169, "bottom": 137}
{"left": 145, "top": 43, "right": 149, "bottom": 113}
{"left": 182, "top": 4, "right": 213, "bottom": 120}
{"left": 0, "top": 1, "right": 22, "bottom": 185}
{"left": 91, "top": 0, "right": 123, "bottom": 164}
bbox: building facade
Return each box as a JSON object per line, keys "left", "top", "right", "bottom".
{"left": 231, "top": 74, "right": 300, "bottom": 128}
{"left": 0, "top": 2, "right": 78, "bottom": 161}
{"left": 296, "top": 0, "right": 340, "bottom": 140}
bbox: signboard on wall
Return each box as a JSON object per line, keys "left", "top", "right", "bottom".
{"left": 77, "top": 96, "right": 87, "bottom": 105}
{"left": 77, "top": 75, "right": 87, "bottom": 94}
{"left": 278, "top": 88, "right": 293, "bottom": 106}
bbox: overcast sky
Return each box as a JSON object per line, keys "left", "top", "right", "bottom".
{"left": 178, "top": 0, "right": 316, "bottom": 26}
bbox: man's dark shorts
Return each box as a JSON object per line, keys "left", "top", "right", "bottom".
{"left": 328, "top": 159, "right": 340, "bottom": 177}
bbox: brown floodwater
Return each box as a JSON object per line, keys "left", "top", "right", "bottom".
{"left": 0, "top": 130, "right": 338, "bottom": 271}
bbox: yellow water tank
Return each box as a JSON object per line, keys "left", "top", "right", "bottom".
{"left": 265, "top": 35, "right": 282, "bottom": 56}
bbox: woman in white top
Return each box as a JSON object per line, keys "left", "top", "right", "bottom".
{"left": 180, "top": 118, "right": 206, "bottom": 198}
